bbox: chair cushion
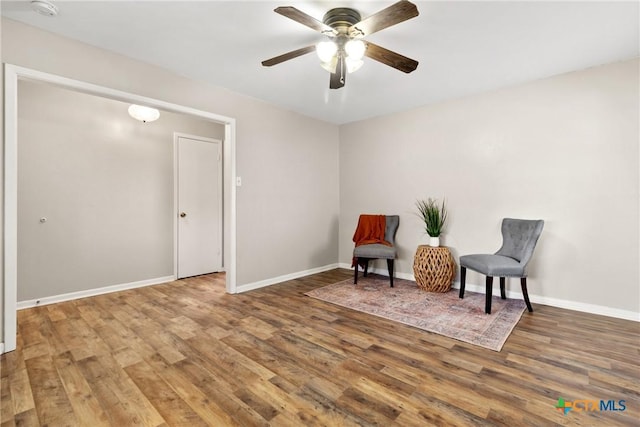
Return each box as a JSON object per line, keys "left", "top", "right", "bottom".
{"left": 354, "top": 244, "right": 396, "bottom": 259}
{"left": 460, "top": 254, "right": 525, "bottom": 277}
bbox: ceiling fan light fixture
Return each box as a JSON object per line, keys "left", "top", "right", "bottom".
{"left": 316, "top": 40, "right": 338, "bottom": 63}
{"left": 128, "top": 104, "right": 160, "bottom": 123}
{"left": 320, "top": 57, "right": 338, "bottom": 74}
{"left": 263, "top": 2, "right": 420, "bottom": 89}
{"left": 345, "top": 39, "right": 366, "bottom": 61}
{"left": 346, "top": 57, "right": 364, "bottom": 74}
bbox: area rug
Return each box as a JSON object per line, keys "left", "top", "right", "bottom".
{"left": 305, "top": 276, "right": 526, "bottom": 351}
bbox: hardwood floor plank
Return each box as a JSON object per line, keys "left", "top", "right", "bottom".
{"left": 172, "top": 358, "right": 269, "bottom": 427}
{"left": 0, "top": 370, "right": 14, "bottom": 424}
{"left": 7, "top": 368, "right": 35, "bottom": 415}
{"left": 124, "top": 360, "right": 207, "bottom": 426}
{"left": 1, "top": 269, "right": 638, "bottom": 426}
{"left": 76, "top": 355, "right": 166, "bottom": 426}
{"left": 25, "top": 354, "right": 78, "bottom": 426}
{"left": 53, "top": 352, "right": 111, "bottom": 426}
{"left": 145, "top": 354, "right": 239, "bottom": 426}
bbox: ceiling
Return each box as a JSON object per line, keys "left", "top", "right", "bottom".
{"left": 2, "top": 1, "right": 638, "bottom": 124}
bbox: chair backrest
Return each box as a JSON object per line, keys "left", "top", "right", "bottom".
{"left": 385, "top": 215, "right": 400, "bottom": 246}
{"left": 495, "top": 218, "right": 544, "bottom": 266}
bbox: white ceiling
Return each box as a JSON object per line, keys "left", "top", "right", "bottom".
{"left": 2, "top": 1, "right": 639, "bottom": 124}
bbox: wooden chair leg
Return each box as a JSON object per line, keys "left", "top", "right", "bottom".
{"left": 387, "top": 259, "right": 394, "bottom": 287}
{"left": 354, "top": 258, "right": 358, "bottom": 284}
{"left": 500, "top": 277, "right": 506, "bottom": 299}
{"left": 485, "top": 276, "right": 494, "bottom": 314}
{"left": 363, "top": 260, "right": 369, "bottom": 277}
{"left": 459, "top": 267, "right": 467, "bottom": 298}
{"left": 521, "top": 277, "right": 533, "bottom": 312}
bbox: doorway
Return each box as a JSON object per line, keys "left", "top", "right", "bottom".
{"left": 2, "top": 65, "right": 237, "bottom": 354}
{"left": 175, "top": 134, "right": 223, "bottom": 278}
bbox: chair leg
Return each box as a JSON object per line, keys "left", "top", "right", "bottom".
{"left": 354, "top": 258, "right": 358, "bottom": 284}
{"left": 363, "top": 260, "right": 369, "bottom": 277}
{"left": 500, "top": 277, "right": 506, "bottom": 299}
{"left": 485, "top": 276, "right": 494, "bottom": 314}
{"left": 459, "top": 267, "right": 466, "bottom": 298}
{"left": 521, "top": 277, "right": 533, "bottom": 312}
{"left": 387, "top": 259, "right": 394, "bottom": 287}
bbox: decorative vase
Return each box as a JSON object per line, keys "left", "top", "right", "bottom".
{"left": 428, "top": 236, "right": 440, "bottom": 247}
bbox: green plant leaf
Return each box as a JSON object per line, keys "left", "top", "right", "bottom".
{"left": 415, "top": 197, "right": 447, "bottom": 237}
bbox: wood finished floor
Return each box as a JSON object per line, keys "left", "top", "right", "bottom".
{"left": 1, "top": 269, "right": 638, "bottom": 426}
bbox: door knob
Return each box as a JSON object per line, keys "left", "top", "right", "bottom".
{"left": 180, "top": 212, "right": 187, "bottom": 218}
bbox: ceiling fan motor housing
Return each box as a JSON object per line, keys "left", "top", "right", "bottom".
{"left": 323, "top": 8, "right": 361, "bottom": 32}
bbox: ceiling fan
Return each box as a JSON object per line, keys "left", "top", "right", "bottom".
{"left": 261, "top": 1, "right": 420, "bottom": 89}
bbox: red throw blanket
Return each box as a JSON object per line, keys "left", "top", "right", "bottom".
{"left": 352, "top": 214, "right": 391, "bottom": 267}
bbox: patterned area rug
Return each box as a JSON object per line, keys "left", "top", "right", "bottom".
{"left": 305, "top": 275, "right": 526, "bottom": 351}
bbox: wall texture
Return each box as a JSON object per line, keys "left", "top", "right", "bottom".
{"left": 339, "top": 58, "right": 639, "bottom": 315}
{"left": 17, "top": 80, "right": 224, "bottom": 301}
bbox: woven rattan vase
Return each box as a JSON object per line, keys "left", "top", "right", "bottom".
{"left": 413, "top": 245, "right": 456, "bottom": 292}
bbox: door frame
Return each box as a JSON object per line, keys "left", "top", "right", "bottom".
{"left": 174, "top": 133, "right": 224, "bottom": 278}
{"left": 2, "top": 64, "right": 237, "bottom": 354}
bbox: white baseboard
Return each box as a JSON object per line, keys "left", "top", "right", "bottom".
{"left": 236, "top": 263, "right": 340, "bottom": 293}
{"left": 338, "top": 263, "right": 639, "bottom": 322}
{"left": 0, "top": 343, "right": 4, "bottom": 354}
{"left": 17, "top": 275, "right": 176, "bottom": 310}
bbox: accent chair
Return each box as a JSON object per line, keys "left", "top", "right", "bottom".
{"left": 459, "top": 218, "right": 544, "bottom": 314}
{"left": 353, "top": 215, "right": 399, "bottom": 287}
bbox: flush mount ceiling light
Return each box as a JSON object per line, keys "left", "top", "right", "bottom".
{"left": 30, "top": 0, "right": 58, "bottom": 17}
{"left": 128, "top": 105, "right": 160, "bottom": 123}
{"left": 262, "top": 1, "right": 419, "bottom": 89}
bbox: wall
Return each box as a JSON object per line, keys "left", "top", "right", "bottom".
{"left": 17, "top": 80, "right": 224, "bottom": 301}
{"left": 1, "top": 18, "right": 340, "bottom": 342}
{"left": 339, "top": 58, "right": 639, "bottom": 316}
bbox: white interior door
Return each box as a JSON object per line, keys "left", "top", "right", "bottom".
{"left": 177, "top": 135, "right": 222, "bottom": 278}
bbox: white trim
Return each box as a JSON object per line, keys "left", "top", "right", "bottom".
{"left": 338, "top": 263, "right": 640, "bottom": 322}
{"left": 16, "top": 276, "right": 175, "bottom": 310}
{"left": 173, "top": 133, "right": 224, "bottom": 279}
{"left": 0, "top": 343, "right": 5, "bottom": 354}
{"left": 224, "top": 121, "right": 237, "bottom": 294}
{"left": 2, "top": 64, "right": 237, "bottom": 354}
{"left": 236, "top": 264, "right": 340, "bottom": 293}
{"left": 3, "top": 65, "right": 19, "bottom": 354}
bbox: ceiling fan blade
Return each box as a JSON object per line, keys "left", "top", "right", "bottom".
{"left": 261, "top": 45, "right": 316, "bottom": 67}
{"left": 349, "top": 0, "right": 419, "bottom": 37}
{"left": 364, "top": 41, "right": 418, "bottom": 73}
{"left": 329, "top": 56, "right": 346, "bottom": 89}
{"left": 275, "top": 6, "right": 337, "bottom": 35}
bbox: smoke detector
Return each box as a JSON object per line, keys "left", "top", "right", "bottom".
{"left": 31, "top": 0, "right": 58, "bottom": 17}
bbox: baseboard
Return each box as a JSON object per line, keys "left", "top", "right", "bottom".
{"left": 338, "top": 263, "right": 639, "bottom": 322}
{"left": 0, "top": 343, "right": 5, "bottom": 354}
{"left": 236, "top": 263, "right": 340, "bottom": 293}
{"left": 16, "top": 275, "right": 176, "bottom": 310}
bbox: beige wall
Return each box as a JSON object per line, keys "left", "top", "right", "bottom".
{"left": 1, "top": 18, "right": 340, "bottom": 341}
{"left": 18, "top": 80, "right": 225, "bottom": 301}
{"left": 339, "top": 58, "right": 639, "bottom": 314}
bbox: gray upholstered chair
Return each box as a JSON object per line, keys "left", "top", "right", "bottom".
{"left": 353, "top": 215, "right": 399, "bottom": 287}
{"left": 459, "top": 218, "right": 544, "bottom": 314}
